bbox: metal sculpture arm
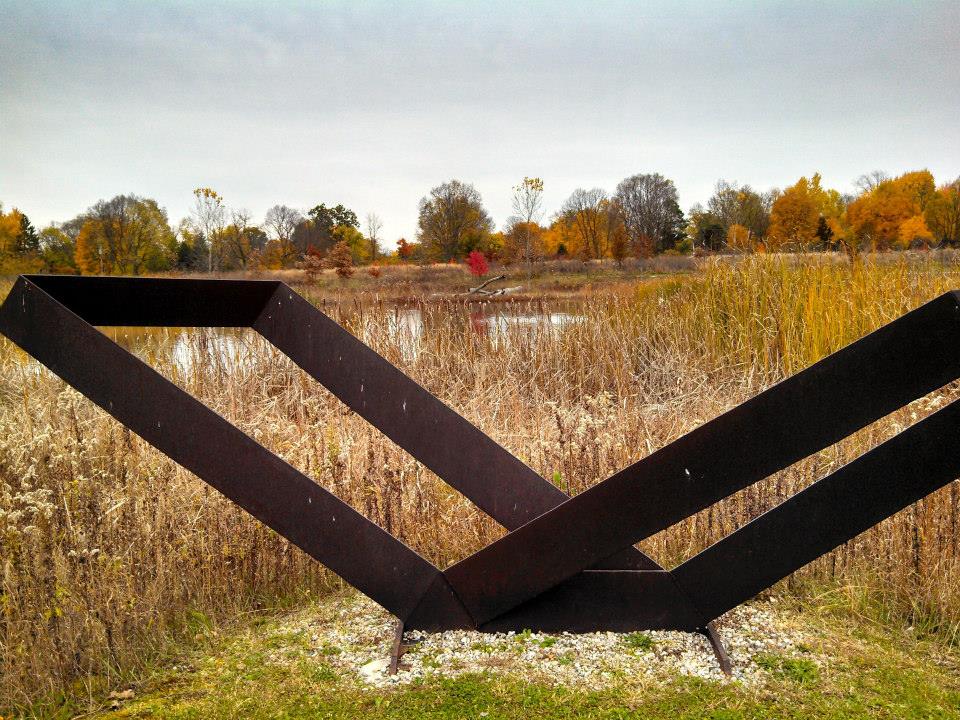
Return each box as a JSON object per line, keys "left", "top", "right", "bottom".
{"left": 23, "top": 274, "right": 655, "bottom": 572}
{"left": 672, "top": 396, "right": 960, "bottom": 623}
{"left": 251, "top": 283, "right": 657, "bottom": 571}
{"left": 443, "top": 291, "right": 960, "bottom": 625}
{"left": 0, "top": 276, "right": 442, "bottom": 621}
{"left": 3, "top": 275, "right": 958, "bottom": 641}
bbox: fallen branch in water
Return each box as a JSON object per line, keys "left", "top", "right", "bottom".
{"left": 467, "top": 275, "right": 506, "bottom": 292}
{"left": 461, "top": 275, "right": 524, "bottom": 296}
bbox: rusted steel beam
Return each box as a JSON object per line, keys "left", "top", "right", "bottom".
{"left": 442, "top": 292, "right": 960, "bottom": 625}
{"left": 672, "top": 396, "right": 960, "bottom": 624}
{"left": 251, "top": 283, "right": 657, "bottom": 571}
{"left": 2, "top": 275, "right": 958, "bottom": 647}
{"left": 23, "top": 274, "right": 656, "bottom": 572}
{"left": 0, "top": 276, "right": 442, "bottom": 621}
{"left": 24, "top": 274, "right": 278, "bottom": 327}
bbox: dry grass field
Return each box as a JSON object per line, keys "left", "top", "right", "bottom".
{"left": 2, "top": 254, "right": 960, "bottom": 715}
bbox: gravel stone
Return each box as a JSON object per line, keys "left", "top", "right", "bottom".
{"left": 269, "top": 593, "right": 821, "bottom": 689}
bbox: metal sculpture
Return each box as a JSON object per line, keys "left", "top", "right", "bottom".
{"left": 3, "top": 274, "right": 960, "bottom": 675}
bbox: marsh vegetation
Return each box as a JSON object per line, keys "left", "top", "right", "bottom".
{"left": 2, "top": 255, "right": 960, "bottom": 714}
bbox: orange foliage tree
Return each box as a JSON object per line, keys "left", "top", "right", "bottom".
{"left": 897, "top": 215, "right": 934, "bottom": 249}
{"left": 768, "top": 174, "right": 842, "bottom": 251}
{"left": 847, "top": 170, "right": 936, "bottom": 251}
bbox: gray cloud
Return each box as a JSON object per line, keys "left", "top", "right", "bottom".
{"left": 2, "top": 0, "right": 958, "bottom": 241}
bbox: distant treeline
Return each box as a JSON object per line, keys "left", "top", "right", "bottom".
{"left": 2, "top": 169, "right": 958, "bottom": 275}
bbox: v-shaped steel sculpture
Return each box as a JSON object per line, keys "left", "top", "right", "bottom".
{"left": 3, "top": 275, "right": 960, "bottom": 673}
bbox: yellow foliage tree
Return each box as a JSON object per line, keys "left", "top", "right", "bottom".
{"left": 75, "top": 219, "right": 104, "bottom": 274}
{"left": 540, "top": 219, "right": 581, "bottom": 258}
{"left": 0, "top": 206, "right": 23, "bottom": 254}
{"left": 897, "top": 215, "right": 934, "bottom": 249}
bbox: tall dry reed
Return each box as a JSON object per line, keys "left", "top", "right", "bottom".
{"left": 2, "top": 254, "right": 960, "bottom": 713}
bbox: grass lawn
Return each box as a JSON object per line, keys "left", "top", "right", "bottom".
{"left": 85, "top": 595, "right": 960, "bottom": 720}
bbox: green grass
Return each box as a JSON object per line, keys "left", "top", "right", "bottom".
{"left": 753, "top": 653, "right": 819, "bottom": 684}
{"left": 623, "top": 632, "right": 656, "bottom": 652}
{"left": 65, "top": 599, "right": 959, "bottom": 720}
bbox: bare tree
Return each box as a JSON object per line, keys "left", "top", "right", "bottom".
{"left": 225, "top": 208, "right": 253, "bottom": 269}
{"left": 365, "top": 212, "right": 383, "bottom": 262}
{"left": 854, "top": 170, "right": 890, "bottom": 195}
{"left": 613, "top": 174, "right": 685, "bottom": 256}
{"left": 706, "top": 180, "right": 772, "bottom": 242}
{"left": 264, "top": 204, "right": 304, "bottom": 263}
{"left": 560, "top": 188, "right": 608, "bottom": 259}
{"left": 511, "top": 177, "right": 544, "bottom": 279}
{"left": 192, "top": 188, "right": 225, "bottom": 272}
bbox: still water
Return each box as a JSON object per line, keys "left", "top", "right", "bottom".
{"left": 82, "top": 301, "right": 586, "bottom": 372}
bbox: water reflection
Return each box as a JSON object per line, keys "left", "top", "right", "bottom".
{"left": 171, "top": 331, "right": 249, "bottom": 371}
{"left": 470, "top": 310, "right": 580, "bottom": 336}
{"left": 5, "top": 302, "right": 585, "bottom": 373}
{"left": 363, "top": 304, "right": 583, "bottom": 360}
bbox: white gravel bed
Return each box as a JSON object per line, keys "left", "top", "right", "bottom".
{"left": 272, "top": 593, "right": 821, "bottom": 690}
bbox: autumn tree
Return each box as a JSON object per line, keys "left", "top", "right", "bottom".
{"left": 768, "top": 174, "right": 841, "bottom": 251}
{"left": 925, "top": 178, "right": 960, "bottom": 246}
{"left": 613, "top": 173, "right": 685, "bottom": 256}
{"left": 0, "top": 204, "right": 17, "bottom": 253}
{"left": 726, "top": 223, "right": 753, "bottom": 252}
{"left": 74, "top": 195, "right": 176, "bottom": 274}
{"left": 220, "top": 208, "right": 266, "bottom": 270}
{"left": 560, "top": 188, "right": 609, "bottom": 259}
{"left": 0, "top": 206, "right": 41, "bottom": 256}
{"left": 897, "top": 215, "right": 934, "bottom": 249}
{"left": 332, "top": 224, "right": 371, "bottom": 264}
{"left": 0, "top": 205, "right": 44, "bottom": 273}
{"left": 502, "top": 220, "right": 544, "bottom": 264}
{"left": 396, "top": 237, "right": 414, "bottom": 260}
{"left": 417, "top": 180, "right": 493, "bottom": 260}
{"left": 263, "top": 204, "right": 304, "bottom": 267}
{"left": 511, "top": 176, "right": 544, "bottom": 277}
{"left": 325, "top": 240, "right": 354, "bottom": 278}
{"left": 707, "top": 180, "right": 772, "bottom": 242}
{"left": 39, "top": 226, "right": 78, "bottom": 273}
{"left": 686, "top": 204, "right": 725, "bottom": 251}
{"left": 606, "top": 200, "right": 629, "bottom": 266}
{"left": 847, "top": 170, "right": 936, "bottom": 251}
{"left": 309, "top": 203, "right": 359, "bottom": 235}
{"left": 467, "top": 249, "right": 489, "bottom": 277}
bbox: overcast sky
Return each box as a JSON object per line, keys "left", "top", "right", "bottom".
{"left": 2, "top": 0, "right": 958, "bottom": 243}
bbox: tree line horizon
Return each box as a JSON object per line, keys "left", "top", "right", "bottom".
{"left": 0, "top": 168, "right": 958, "bottom": 276}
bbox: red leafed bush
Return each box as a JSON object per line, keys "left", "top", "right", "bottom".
{"left": 467, "top": 250, "right": 488, "bottom": 277}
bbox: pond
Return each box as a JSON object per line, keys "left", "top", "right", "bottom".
{"left": 31, "top": 300, "right": 590, "bottom": 373}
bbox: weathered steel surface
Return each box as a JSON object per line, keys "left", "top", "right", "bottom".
{"left": 251, "top": 283, "right": 656, "bottom": 571}
{"left": 671, "top": 395, "right": 960, "bottom": 623}
{"left": 1, "top": 274, "right": 958, "bottom": 649}
{"left": 478, "top": 571, "right": 702, "bottom": 633}
{"left": 0, "top": 276, "right": 440, "bottom": 621}
{"left": 443, "top": 292, "right": 960, "bottom": 625}
{"left": 29, "top": 274, "right": 655, "bottom": 571}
